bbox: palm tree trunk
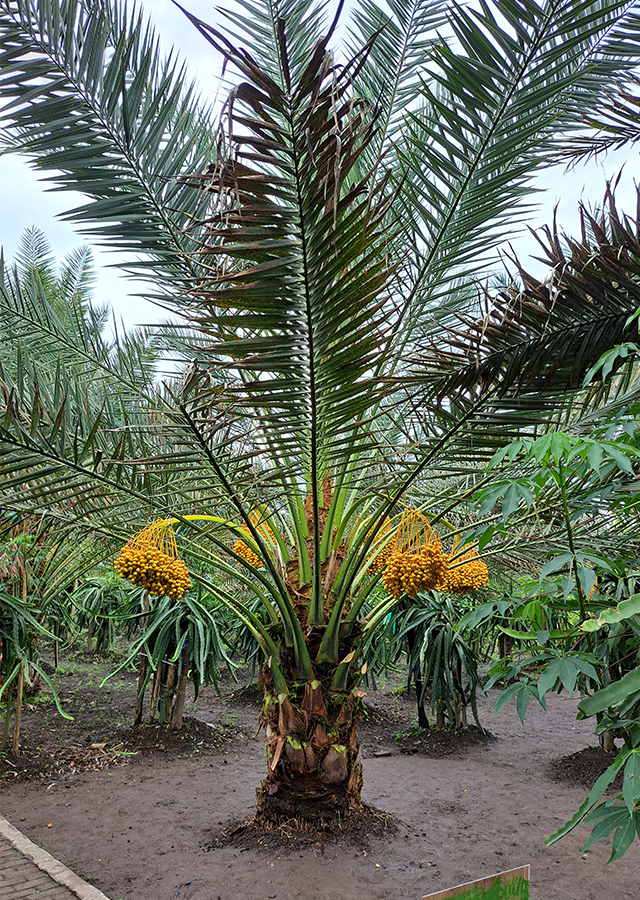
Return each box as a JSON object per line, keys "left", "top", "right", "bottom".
{"left": 134, "top": 651, "right": 148, "bottom": 725}
{"left": 148, "top": 665, "right": 162, "bottom": 724}
{"left": 406, "top": 625, "right": 429, "bottom": 729}
{"left": 11, "top": 663, "right": 24, "bottom": 756}
{"left": 170, "top": 643, "right": 190, "bottom": 730}
{"left": 255, "top": 650, "right": 364, "bottom": 824}
{"left": 163, "top": 662, "right": 176, "bottom": 723}
{"left": 134, "top": 593, "right": 149, "bottom": 725}
{"left": 1, "top": 701, "right": 12, "bottom": 752}
{"left": 602, "top": 730, "right": 615, "bottom": 753}
{"left": 435, "top": 698, "right": 445, "bottom": 729}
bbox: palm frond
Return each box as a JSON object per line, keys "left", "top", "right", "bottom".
{"left": 560, "top": 76, "right": 640, "bottom": 161}
{"left": 413, "top": 181, "right": 640, "bottom": 409}
{"left": 388, "top": 0, "right": 640, "bottom": 350}
{"left": 0, "top": 245, "right": 157, "bottom": 401}
{"left": 57, "top": 243, "right": 97, "bottom": 309}
{"left": 176, "top": 23, "right": 398, "bottom": 489}
{"left": 3, "top": 0, "right": 640, "bottom": 650}
{"left": 183, "top": 0, "right": 330, "bottom": 90}
{"left": 556, "top": 4, "right": 640, "bottom": 162}
{"left": 0, "top": 0, "right": 215, "bottom": 287}
{"left": 12, "top": 227, "right": 57, "bottom": 289}
{"left": 346, "top": 0, "right": 448, "bottom": 163}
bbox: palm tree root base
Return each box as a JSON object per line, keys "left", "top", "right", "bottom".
{"left": 255, "top": 768, "right": 363, "bottom": 825}
{"left": 207, "top": 803, "right": 397, "bottom": 852}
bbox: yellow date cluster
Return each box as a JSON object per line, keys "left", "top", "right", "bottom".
{"left": 441, "top": 541, "right": 489, "bottom": 594}
{"left": 442, "top": 557, "right": 489, "bottom": 593}
{"left": 114, "top": 520, "right": 191, "bottom": 599}
{"left": 376, "top": 509, "right": 489, "bottom": 599}
{"left": 382, "top": 543, "right": 449, "bottom": 599}
{"left": 365, "top": 517, "right": 393, "bottom": 574}
{"left": 233, "top": 517, "right": 276, "bottom": 569}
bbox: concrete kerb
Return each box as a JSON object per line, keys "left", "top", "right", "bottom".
{"left": 0, "top": 814, "right": 111, "bottom": 900}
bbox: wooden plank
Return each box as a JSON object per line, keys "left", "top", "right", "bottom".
{"left": 421, "top": 865, "right": 530, "bottom": 900}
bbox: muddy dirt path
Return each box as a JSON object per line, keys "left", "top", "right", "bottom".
{"left": 1, "top": 660, "right": 638, "bottom": 900}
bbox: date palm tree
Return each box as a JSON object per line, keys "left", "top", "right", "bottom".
{"left": 2, "top": 0, "right": 640, "bottom": 824}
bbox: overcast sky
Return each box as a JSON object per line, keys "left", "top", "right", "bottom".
{"left": 0, "top": 0, "right": 637, "bottom": 332}
{"left": 1, "top": 0, "right": 225, "bottom": 331}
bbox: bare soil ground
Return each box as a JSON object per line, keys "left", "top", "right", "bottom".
{"left": 1, "top": 650, "right": 639, "bottom": 900}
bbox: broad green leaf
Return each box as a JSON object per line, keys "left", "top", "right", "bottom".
{"left": 584, "top": 345, "right": 627, "bottom": 384}
{"left": 541, "top": 552, "right": 574, "bottom": 579}
{"left": 497, "top": 625, "right": 538, "bottom": 640}
{"left": 478, "top": 526, "right": 495, "bottom": 552}
{"left": 488, "top": 443, "right": 515, "bottom": 468}
{"left": 537, "top": 659, "right": 562, "bottom": 698}
{"left": 598, "top": 607, "right": 627, "bottom": 625}
{"left": 583, "top": 594, "right": 640, "bottom": 630}
{"left": 494, "top": 681, "right": 523, "bottom": 715}
{"left": 516, "top": 683, "right": 530, "bottom": 724}
{"left": 586, "top": 440, "right": 603, "bottom": 475}
{"left": 622, "top": 750, "right": 640, "bottom": 817}
{"left": 477, "top": 485, "right": 508, "bottom": 517}
{"left": 619, "top": 594, "right": 640, "bottom": 619}
{"left": 558, "top": 658, "right": 578, "bottom": 694}
{"left": 546, "top": 751, "right": 630, "bottom": 846}
{"left": 548, "top": 432, "right": 575, "bottom": 463}
{"left": 579, "top": 667, "right": 640, "bottom": 718}
{"left": 581, "top": 803, "right": 631, "bottom": 853}
{"left": 501, "top": 483, "right": 522, "bottom": 520}
{"left": 578, "top": 567, "right": 597, "bottom": 598}
{"left": 527, "top": 433, "right": 552, "bottom": 462}
{"left": 603, "top": 444, "right": 634, "bottom": 474}
{"left": 571, "top": 656, "right": 598, "bottom": 682}
{"left": 609, "top": 814, "right": 638, "bottom": 863}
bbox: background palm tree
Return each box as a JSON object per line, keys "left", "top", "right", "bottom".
{"left": 2, "top": 0, "right": 640, "bottom": 824}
